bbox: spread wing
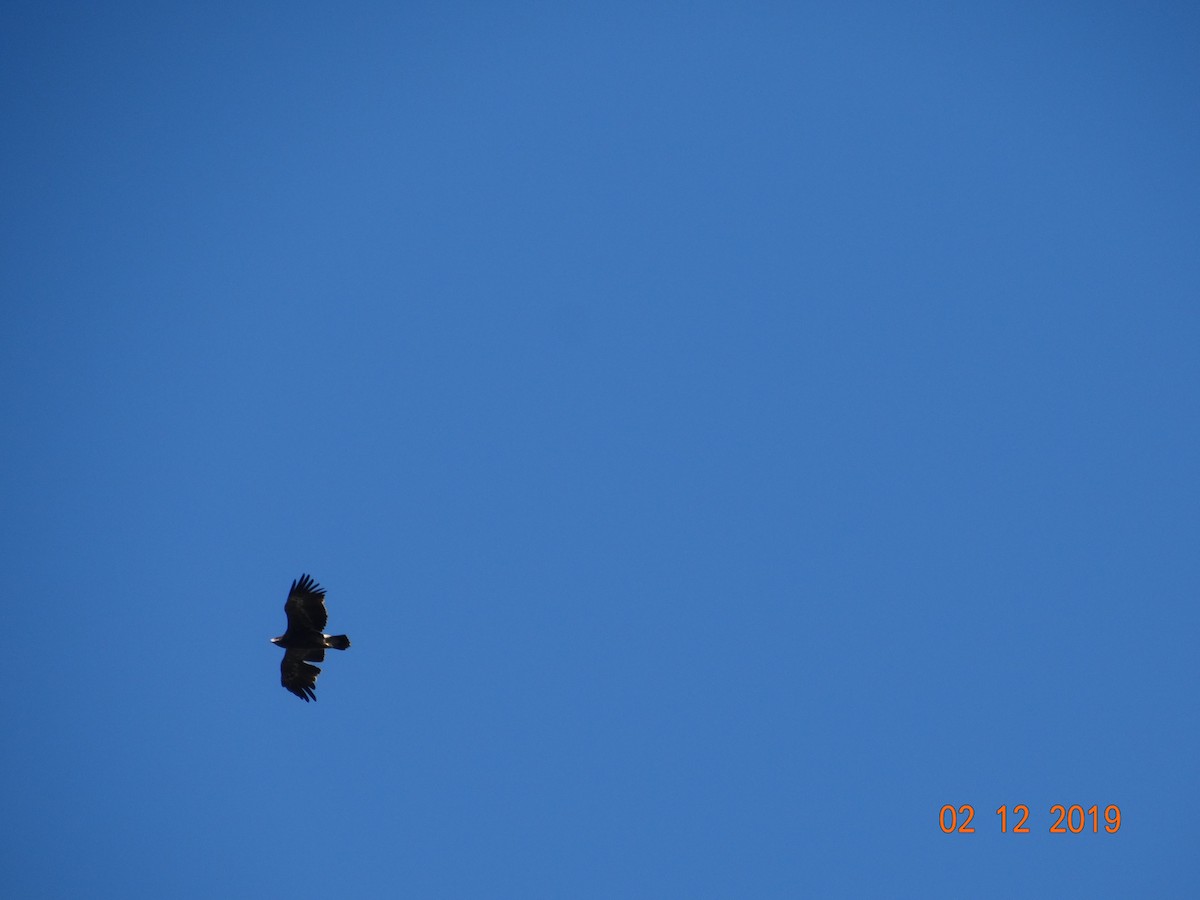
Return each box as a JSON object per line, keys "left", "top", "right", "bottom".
{"left": 281, "top": 648, "right": 321, "bottom": 702}
{"left": 284, "top": 573, "right": 328, "bottom": 634}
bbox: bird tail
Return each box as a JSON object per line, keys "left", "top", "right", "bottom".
{"left": 326, "top": 634, "right": 351, "bottom": 650}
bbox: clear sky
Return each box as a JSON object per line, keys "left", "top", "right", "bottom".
{"left": 2, "top": 2, "right": 1197, "bottom": 897}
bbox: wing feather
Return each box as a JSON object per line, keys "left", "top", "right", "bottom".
{"left": 284, "top": 573, "right": 328, "bottom": 633}
{"left": 281, "top": 648, "right": 320, "bottom": 702}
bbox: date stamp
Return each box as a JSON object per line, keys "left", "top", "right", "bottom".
{"left": 939, "top": 804, "right": 1122, "bottom": 834}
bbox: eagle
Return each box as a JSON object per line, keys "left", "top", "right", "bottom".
{"left": 270, "top": 574, "right": 351, "bottom": 701}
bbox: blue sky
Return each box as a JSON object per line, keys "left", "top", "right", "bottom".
{"left": 2, "top": 2, "right": 1198, "bottom": 896}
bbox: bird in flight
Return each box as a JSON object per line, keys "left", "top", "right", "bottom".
{"left": 270, "top": 574, "right": 351, "bottom": 701}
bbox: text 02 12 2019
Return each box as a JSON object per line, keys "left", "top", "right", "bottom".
{"left": 939, "top": 804, "right": 1121, "bottom": 834}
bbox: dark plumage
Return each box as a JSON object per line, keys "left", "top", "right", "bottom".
{"left": 270, "top": 574, "right": 351, "bottom": 701}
